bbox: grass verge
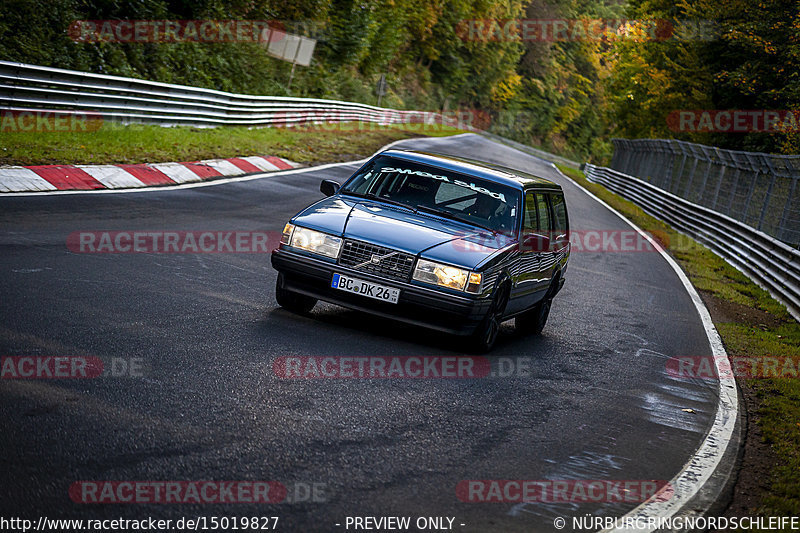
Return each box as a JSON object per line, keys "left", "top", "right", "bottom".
{"left": 557, "top": 164, "right": 800, "bottom": 520}
{"left": 0, "top": 122, "right": 467, "bottom": 167}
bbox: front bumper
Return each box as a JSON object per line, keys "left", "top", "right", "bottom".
{"left": 271, "top": 248, "right": 491, "bottom": 336}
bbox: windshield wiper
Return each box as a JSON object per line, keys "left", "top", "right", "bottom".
{"left": 415, "top": 205, "right": 497, "bottom": 234}
{"left": 340, "top": 191, "right": 417, "bottom": 212}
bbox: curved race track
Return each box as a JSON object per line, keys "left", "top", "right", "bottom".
{"left": 0, "top": 135, "right": 722, "bottom": 531}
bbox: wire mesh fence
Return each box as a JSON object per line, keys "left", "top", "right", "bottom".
{"left": 610, "top": 139, "right": 800, "bottom": 247}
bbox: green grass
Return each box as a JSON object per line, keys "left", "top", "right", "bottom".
{"left": 557, "top": 164, "right": 800, "bottom": 519}
{"left": 0, "top": 122, "right": 467, "bottom": 167}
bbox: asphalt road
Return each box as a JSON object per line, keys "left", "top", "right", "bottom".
{"left": 0, "top": 134, "right": 719, "bottom": 532}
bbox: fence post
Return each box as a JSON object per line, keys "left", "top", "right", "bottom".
{"left": 683, "top": 157, "right": 701, "bottom": 197}
{"left": 743, "top": 166, "right": 759, "bottom": 226}
{"left": 634, "top": 144, "right": 646, "bottom": 175}
{"left": 711, "top": 164, "right": 727, "bottom": 210}
{"left": 663, "top": 141, "right": 678, "bottom": 190}
{"left": 758, "top": 157, "right": 779, "bottom": 232}
{"left": 778, "top": 174, "right": 797, "bottom": 243}
{"left": 644, "top": 141, "right": 657, "bottom": 181}
{"left": 726, "top": 167, "right": 741, "bottom": 215}
{"left": 696, "top": 151, "right": 715, "bottom": 203}
{"left": 674, "top": 146, "right": 688, "bottom": 195}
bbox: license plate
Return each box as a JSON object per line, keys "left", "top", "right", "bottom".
{"left": 331, "top": 273, "right": 400, "bottom": 304}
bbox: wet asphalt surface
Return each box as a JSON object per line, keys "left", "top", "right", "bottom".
{"left": 0, "top": 134, "right": 718, "bottom": 532}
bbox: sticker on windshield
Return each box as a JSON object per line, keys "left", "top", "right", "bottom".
{"left": 379, "top": 167, "right": 506, "bottom": 202}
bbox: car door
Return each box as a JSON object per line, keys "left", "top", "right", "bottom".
{"left": 549, "top": 192, "right": 570, "bottom": 267}
{"left": 508, "top": 191, "right": 554, "bottom": 312}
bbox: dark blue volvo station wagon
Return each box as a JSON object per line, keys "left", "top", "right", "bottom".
{"left": 271, "top": 150, "right": 570, "bottom": 351}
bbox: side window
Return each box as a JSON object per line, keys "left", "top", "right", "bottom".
{"left": 550, "top": 193, "right": 567, "bottom": 234}
{"left": 535, "top": 194, "right": 551, "bottom": 233}
{"left": 523, "top": 193, "right": 538, "bottom": 232}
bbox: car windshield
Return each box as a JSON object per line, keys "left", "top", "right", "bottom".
{"left": 340, "top": 156, "right": 520, "bottom": 235}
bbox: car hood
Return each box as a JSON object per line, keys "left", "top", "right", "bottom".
{"left": 292, "top": 196, "right": 515, "bottom": 269}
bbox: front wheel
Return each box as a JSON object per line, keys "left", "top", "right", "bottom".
{"left": 275, "top": 273, "right": 317, "bottom": 314}
{"left": 469, "top": 285, "right": 509, "bottom": 353}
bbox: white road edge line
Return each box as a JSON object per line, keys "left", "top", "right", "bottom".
{"left": 551, "top": 162, "right": 738, "bottom": 532}
{"left": 0, "top": 133, "right": 475, "bottom": 197}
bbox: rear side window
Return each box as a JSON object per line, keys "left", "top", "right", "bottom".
{"left": 523, "top": 193, "right": 537, "bottom": 232}
{"left": 524, "top": 192, "right": 554, "bottom": 234}
{"left": 534, "top": 194, "right": 551, "bottom": 233}
{"left": 550, "top": 193, "right": 567, "bottom": 233}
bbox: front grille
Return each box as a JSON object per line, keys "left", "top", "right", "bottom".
{"left": 338, "top": 239, "right": 415, "bottom": 282}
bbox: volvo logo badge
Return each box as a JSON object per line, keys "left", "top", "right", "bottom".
{"left": 354, "top": 251, "right": 398, "bottom": 270}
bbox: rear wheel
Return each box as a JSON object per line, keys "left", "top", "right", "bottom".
{"left": 470, "top": 284, "right": 509, "bottom": 353}
{"left": 275, "top": 273, "right": 316, "bottom": 314}
{"left": 516, "top": 274, "right": 559, "bottom": 335}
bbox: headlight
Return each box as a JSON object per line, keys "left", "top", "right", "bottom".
{"left": 286, "top": 225, "right": 342, "bottom": 259}
{"left": 281, "top": 223, "right": 295, "bottom": 245}
{"left": 413, "top": 259, "right": 481, "bottom": 293}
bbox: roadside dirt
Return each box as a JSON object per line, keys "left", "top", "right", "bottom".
{"left": 698, "top": 290, "right": 780, "bottom": 520}
{"left": 699, "top": 290, "right": 784, "bottom": 330}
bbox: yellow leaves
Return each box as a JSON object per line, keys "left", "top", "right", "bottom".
{"left": 490, "top": 73, "right": 523, "bottom": 103}
{"left": 526, "top": 77, "right": 546, "bottom": 95}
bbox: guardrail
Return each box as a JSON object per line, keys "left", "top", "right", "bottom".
{"left": 0, "top": 61, "right": 430, "bottom": 127}
{"left": 583, "top": 163, "right": 800, "bottom": 321}
{"left": 480, "top": 132, "right": 580, "bottom": 170}
{"left": 610, "top": 138, "right": 800, "bottom": 248}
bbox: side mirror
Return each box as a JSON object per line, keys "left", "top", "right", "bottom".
{"left": 320, "top": 180, "right": 340, "bottom": 197}
{"left": 521, "top": 233, "right": 550, "bottom": 253}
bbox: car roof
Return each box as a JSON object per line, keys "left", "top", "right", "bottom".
{"left": 379, "top": 149, "right": 561, "bottom": 191}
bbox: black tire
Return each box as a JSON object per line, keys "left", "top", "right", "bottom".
{"left": 275, "top": 273, "right": 316, "bottom": 314}
{"left": 516, "top": 274, "right": 559, "bottom": 335}
{"left": 470, "top": 283, "right": 509, "bottom": 353}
